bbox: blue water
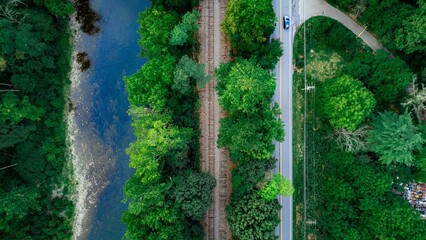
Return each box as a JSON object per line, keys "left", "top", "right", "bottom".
{"left": 80, "top": 1, "right": 149, "bottom": 239}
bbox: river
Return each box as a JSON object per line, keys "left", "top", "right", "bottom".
{"left": 69, "top": 0, "right": 149, "bottom": 239}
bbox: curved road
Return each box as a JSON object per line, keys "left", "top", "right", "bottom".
{"left": 272, "top": 0, "right": 382, "bottom": 239}
{"left": 301, "top": 0, "right": 382, "bottom": 50}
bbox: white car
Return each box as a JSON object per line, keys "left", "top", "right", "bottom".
{"left": 284, "top": 16, "right": 290, "bottom": 29}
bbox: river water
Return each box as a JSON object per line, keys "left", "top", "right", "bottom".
{"left": 70, "top": 0, "right": 149, "bottom": 239}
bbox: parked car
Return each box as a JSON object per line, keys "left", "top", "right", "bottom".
{"left": 284, "top": 16, "right": 290, "bottom": 29}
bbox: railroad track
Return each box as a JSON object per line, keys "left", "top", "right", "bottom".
{"left": 199, "top": 0, "right": 230, "bottom": 239}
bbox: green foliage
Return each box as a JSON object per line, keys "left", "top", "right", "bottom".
{"left": 396, "top": 0, "right": 426, "bottom": 54}
{"left": 293, "top": 13, "right": 426, "bottom": 240}
{"left": 127, "top": 107, "right": 192, "bottom": 172}
{"left": 0, "top": 187, "right": 40, "bottom": 235}
{"left": 216, "top": 59, "right": 275, "bottom": 114}
{"left": 317, "top": 149, "right": 409, "bottom": 239}
{"left": 171, "top": 172, "right": 216, "bottom": 221}
{"left": 342, "top": 50, "right": 413, "bottom": 105}
{"left": 34, "top": 0, "right": 75, "bottom": 16}
{"left": 220, "top": 2, "right": 285, "bottom": 237}
{"left": 0, "top": 92, "right": 43, "bottom": 125}
{"left": 319, "top": 75, "right": 376, "bottom": 130}
{"left": 366, "top": 50, "right": 413, "bottom": 105}
{"left": 0, "top": 57, "right": 6, "bottom": 71}
{"left": 0, "top": 2, "right": 73, "bottom": 238}
{"left": 123, "top": 3, "right": 214, "bottom": 239}
{"left": 150, "top": 0, "right": 199, "bottom": 13}
{"left": 259, "top": 174, "right": 294, "bottom": 201}
{"left": 218, "top": 104, "right": 284, "bottom": 160}
{"left": 123, "top": 176, "right": 186, "bottom": 240}
{"left": 124, "top": 54, "right": 176, "bottom": 109}
{"left": 227, "top": 192, "right": 281, "bottom": 240}
{"left": 222, "top": 0, "right": 282, "bottom": 69}
{"left": 360, "top": 200, "right": 426, "bottom": 240}
{"left": 222, "top": 0, "right": 276, "bottom": 50}
{"left": 231, "top": 158, "right": 275, "bottom": 200}
{"left": 369, "top": 111, "right": 423, "bottom": 165}
{"left": 170, "top": 10, "right": 200, "bottom": 46}
{"left": 137, "top": 7, "right": 178, "bottom": 58}
{"left": 173, "top": 55, "right": 210, "bottom": 94}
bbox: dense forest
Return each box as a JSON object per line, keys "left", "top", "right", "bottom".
{"left": 121, "top": 0, "right": 216, "bottom": 239}
{"left": 219, "top": 0, "right": 293, "bottom": 239}
{"left": 293, "top": 15, "right": 426, "bottom": 239}
{"left": 0, "top": 0, "right": 75, "bottom": 239}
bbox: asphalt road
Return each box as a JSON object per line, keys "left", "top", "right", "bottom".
{"left": 272, "top": 0, "right": 294, "bottom": 239}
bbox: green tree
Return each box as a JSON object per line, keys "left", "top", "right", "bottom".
{"left": 170, "top": 172, "right": 216, "bottom": 221}
{"left": 170, "top": 10, "right": 200, "bottom": 46}
{"left": 231, "top": 158, "right": 275, "bottom": 200}
{"left": 0, "top": 92, "right": 43, "bottom": 149}
{"left": 360, "top": 200, "right": 426, "bottom": 240}
{"left": 319, "top": 75, "right": 376, "bottom": 131}
{"left": 137, "top": 7, "right": 177, "bottom": 58}
{"left": 34, "top": 0, "right": 75, "bottom": 16}
{"left": 227, "top": 192, "right": 280, "bottom": 240}
{"left": 216, "top": 59, "right": 275, "bottom": 115}
{"left": 222, "top": 0, "right": 276, "bottom": 51}
{"left": 218, "top": 104, "right": 284, "bottom": 160}
{"left": 0, "top": 187, "right": 40, "bottom": 236}
{"left": 369, "top": 111, "right": 423, "bottom": 165}
{"left": 126, "top": 107, "right": 192, "bottom": 174}
{"left": 124, "top": 54, "right": 176, "bottom": 109}
{"left": 395, "top": 0, "right": 426, "bottom": 54}
{"left": 258, "top": 173, "right": 294, "bottom": 201}
{"left": 150, "top": 0, "right": 199, "bottom": 13}
{"left": 172, "top": 55, "right": 210, "bottom": 94}
{"left": 366, "top": 50, "right": 413, "bottom": 104}
{"left": 123, "top": 176, "right": 185, "bottom": 240}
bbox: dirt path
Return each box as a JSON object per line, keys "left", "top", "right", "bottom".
{"left": 199, "top": 0, "right": 231, "bottom": 239}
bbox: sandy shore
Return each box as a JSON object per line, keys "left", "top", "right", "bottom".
{"left": 67, "top": 14, "right": 115, "bottom": 240}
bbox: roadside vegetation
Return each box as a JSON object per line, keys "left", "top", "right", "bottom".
{"left": 0, "top": 0, "right": 75, "bottom": 239}
{"left": 219, "top": 0, "right": 294, "bottom": 239}
{"left": 326, "top": 0, "right": 426, "bottom": 86}
{"left": 293, "top": 16, "right": 426, "bottom": 239}
{"left": 122, "top": 1, "right": 216, "bottom": 239}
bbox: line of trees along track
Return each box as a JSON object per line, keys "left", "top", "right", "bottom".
{"left": 216, "top": 0, "right": 294, "bottom": 239}
{"left": 122, "top": 1, "right": 216, "bottom": 239}
{"left": 122, "top": 0, "right": 296, "bottom": 239}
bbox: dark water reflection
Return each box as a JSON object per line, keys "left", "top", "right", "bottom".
{"left": 77, "top": 0, "right": 149, "bottom": 239}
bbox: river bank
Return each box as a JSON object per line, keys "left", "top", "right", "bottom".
{"left": 68, "top": 15, "right": 114, "bottom": 240}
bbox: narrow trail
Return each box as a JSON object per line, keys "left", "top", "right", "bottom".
{"left": 199, "top": 0, "right": 231, "bottom": 239}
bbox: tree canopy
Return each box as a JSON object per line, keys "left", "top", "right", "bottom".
{"left": 216, "top": 59, "right": 275, "bottom": 114}
{"left": 396, "top": 0, "right": 426, "bottom": 54}
{"left": 170, "top": 172, "right": 216, "bottom": 221}
{"left": 369, "top": 111, "right": 423, "bottom": 165}
{"left": 319, "top": 75, "right": 376, "bottom": 131}
{"left": 259, "top": 173, "right": 294, "bottom": 201}
{"left": 222, "top": 0, "right": 276, "bottom": 49}
{"left": 124, "top": 54, "right": 176, "bottom": 109}
{"left": 218, "top": 104, "right": 284, "bottom": 160}
{"left": 170, "top": 10, "right": 200, "bottom": 46}
{"left": 137, "top": 7, "right": 177, "bottom": 58}
{"left": 227, "top": 192, "right": 281, "bottom": 240}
